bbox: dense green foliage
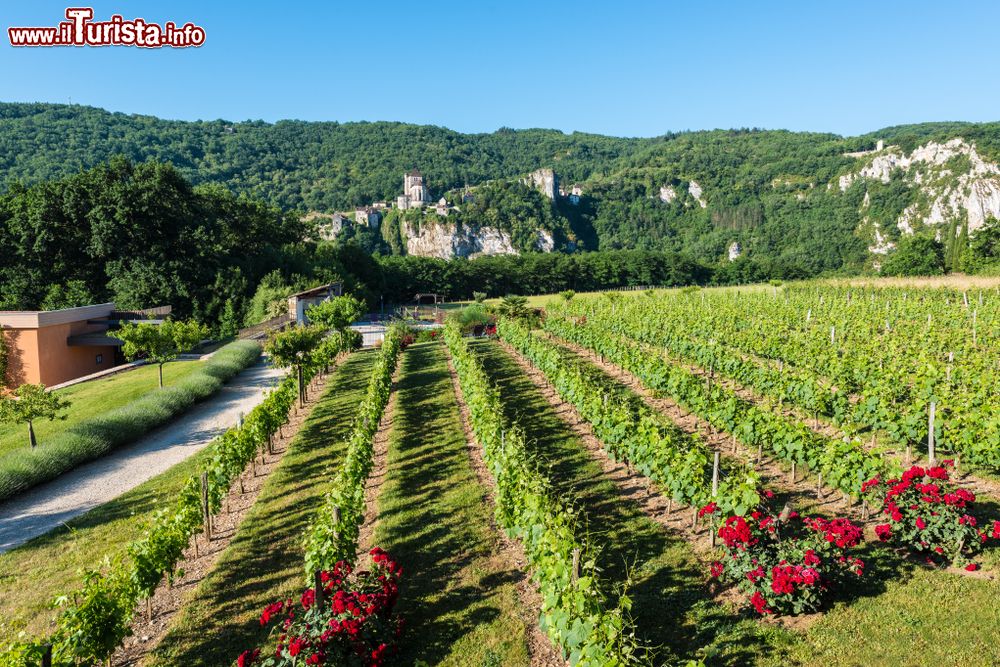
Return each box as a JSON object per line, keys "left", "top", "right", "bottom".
{"left": 0, "top": 340, "right": 261, "bottom": 502}
{"left": 4, "top": 103, "right": 1000, "bottom": 316}
{"left": 0, "top": 103, "right": 639, "bottom": 211}
{"left": 0, "top": 156, "right": 304, "bottom": 326}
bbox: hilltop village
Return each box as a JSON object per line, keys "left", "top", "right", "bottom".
{"left": 313, "top": 168, "right": 583, "bottom": 244}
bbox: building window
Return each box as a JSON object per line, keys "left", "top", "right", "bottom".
{"left": 96, "top": 354, "right": 103, "bottom": 365}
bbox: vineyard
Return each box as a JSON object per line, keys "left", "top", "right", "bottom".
{"left": 2, "top": 283, "right": 1000, "bottom": 666}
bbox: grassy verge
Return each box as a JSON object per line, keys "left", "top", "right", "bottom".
{"left": 373, "top": 341, "right": 529, "bottom": 666}
{"left": 0, "top": 340, "right": 262, "bottom": 501}
{"left": 0, "top": 446, "right": 216, "bottom": 641}
{"left": 0, "top": 363, "right": 202, "bottom": 456}
{"left": 147, "top": 350, "right": 376, "bottom": 667}
{"left": 473, "top": 340, "right": 793, "bottom": 666}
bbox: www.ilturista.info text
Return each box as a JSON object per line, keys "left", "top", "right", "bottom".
{"left": 8, "top": 8, "right": 206, "bottom": 48}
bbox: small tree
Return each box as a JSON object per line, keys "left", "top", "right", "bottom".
{"left": 472, "top": 291, "right": 487, "bottom": 304}
{"left": 559, "top": 290, "right": 576, "bottom": 302}
{"left": 265, "top": 325, "right": 326, "bottom": 407}
{"left": 307, "top": 295, "right": 364, "bottom": 336}
{"left": 497, "top": 295, "right": 530, "bottom": 319}
{"left": 0, "top": 384, "right": 70, "bottom": 449}
{"left": 116, "top": 319, "right": 208, "bottom": 388}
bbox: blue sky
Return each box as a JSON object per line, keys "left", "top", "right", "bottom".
{"left": 1, "top": 0, "right": 997, "bottom": 137}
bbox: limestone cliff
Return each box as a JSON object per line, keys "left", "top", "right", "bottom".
{"left": 838, "top": 138, "right": 1000, "bottom": 254}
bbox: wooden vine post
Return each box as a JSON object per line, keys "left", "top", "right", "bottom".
{"left": 314, "top": 570, "right": 325, "bottom": 608}
{"left": 710, "top": 451, "right": 720, "bottom": 547}
{"left": 571, "top": 547, "right": 581, "bottom": 584}
{"left": 201, "top": 472, "right": 211, "bottom": 541}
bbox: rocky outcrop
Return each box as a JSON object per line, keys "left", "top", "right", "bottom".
{"left": 688, "top": 181, "right": 707, "bottom": 208}
{"left": 659, "top": 185, "right": 677, "bottom": 203}
{"left": 840, "top": 138, "right": 1000, "bottom": 250}
{"left": 727, "top": 241, "right": 742, "bottom": 261}
{"left": 523, "top": 168, "right": 559, "bottom": 200}
{"left": 403, "top": 220, "right": 519, "bottom": 259}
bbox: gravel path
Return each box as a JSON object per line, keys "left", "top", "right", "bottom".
{"left": 0, "top": 360, "right": 285, "bottom": 553}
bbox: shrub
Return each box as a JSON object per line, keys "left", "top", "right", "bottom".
{"left": 862, "top": 462, "right": 993, "bottom": 568}
{"left": 238, "top": 548, "right": 403, "bottom": 667}
{"left": 705, "top": 497, "right": 864, "bottom": 616}
{"left": 0, "top": 340, "right": 262, "bottom": 501}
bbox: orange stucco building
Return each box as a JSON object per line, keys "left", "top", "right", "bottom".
{"left": 0, "top": 303, "right": 122, "bottom": 387}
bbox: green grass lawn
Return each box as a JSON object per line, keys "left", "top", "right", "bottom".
{"left": 0, "top": 440, "right": 215, "bottom": 640}
{"left": 0, "top": 361, "right": 203, "bottom": 457}
{"left": 147, "top": 350, "right": 376, "bottom": 667}
{"left": 373, "top": 341, "right": 529, "bottom": 666}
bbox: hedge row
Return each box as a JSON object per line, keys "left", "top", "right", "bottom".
{"left": 0, "top": 340, "right": 263, "bottom": 502}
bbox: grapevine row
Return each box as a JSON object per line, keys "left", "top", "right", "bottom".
{"left": 443, "top": 322, "right": 645, "bottom": 666}
{"left": 541, "top": 315, "right": 888, "bottom": 496}
{"left": 2, "top": 335, "right": 353, "bottom": 666}
{"left": 498, "top": 318, "right": 762, "bottom": 515}
{"left": 303, "top": 323, "right": 406, "bottom": 575}
{"left": 553, "top": 287, "right": 1000, "bottom": 467}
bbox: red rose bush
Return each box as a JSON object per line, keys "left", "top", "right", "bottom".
{"left": 862, "top": 463, "right": 994, "bottom": 568}
{"left": 237, "top": 548, "right": 403, "bottom": 667}
{"left": 705, "top": 501, "right": 864, "bottom": 616}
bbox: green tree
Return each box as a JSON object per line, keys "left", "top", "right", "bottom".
{"left": 472, "top": 291, "right": 487, "bottom": 303}
{"left": 962, "top": 216, "right": 1000, "bottom": 272}
{"left": 306, "top": 295, "right": 365, "bottom": 333}
{"left": 0, "top": 383, "right": 70, "bottom": 449}
{"left": 882, "top": 234, "right": 946, "bottom": 276}
{"left": 559, "top": 290, "right": 576, "bottom": 302}
{"left": 115, "top": 319, "right": 208, "bottom": 388}
{"left": 497, "top": 294, "right": 530, "bottom": 319}
{"left": 265, "top": 325, "right": 326, "bottom": 406}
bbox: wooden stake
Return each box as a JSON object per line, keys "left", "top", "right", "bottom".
{"left": 201, "top": 472, "right": 211, "bottom": 540}
{"left": 711, "top": 451, "right": 720, "bottom": 497}
{"left": 790, "top": 461, "right": 796, "bottom": 484}
{"left": 571, "top": 548, "right": 581, "bottom": 583}
{"left": 928, "top": 401, "right": 937, "bottom": 465}
{"left": 314, "top": 570, "right": 325, "bottom": 608}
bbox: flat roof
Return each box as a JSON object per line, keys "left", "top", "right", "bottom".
{"left": 0, "top": 303, "right": 115, "bottom": 329}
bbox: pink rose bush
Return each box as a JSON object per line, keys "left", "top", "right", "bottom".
{"left": 704, "top": 502, "right": 864, "bottom": 616}
{"left": 237, "top": 548, "right": 403, "bottom": 667}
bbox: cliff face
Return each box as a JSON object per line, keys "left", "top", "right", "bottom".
{"left": 839, "top": 138, "right": 1000, "bottom": 253}
{"left": 402, "top": 221, "right": 556, "bottom": 259}
{"left": 403, "top": 221, "right": 511, "bottom": 259}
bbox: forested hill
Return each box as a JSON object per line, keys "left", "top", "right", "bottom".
{"left": 0, "top": 102, "right": 649, "bottom": 211}
{"left": 3, "top": 102, "right": 1000, "bottom": 277}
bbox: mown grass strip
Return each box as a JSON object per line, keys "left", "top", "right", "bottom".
{"left": 472, "top": 340, "right": 793, "bottom": 666}
{"left": 0, "top": 446, "right": 215, "bottom": 641}
{"left": 0, "top": 340, "right": 263, "bottom": 501}
{"left": 374, "top": 341, "right": 530, "bottom": 666}
{"left": 146, "top": 350, "right": 376, "bottom": 667}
